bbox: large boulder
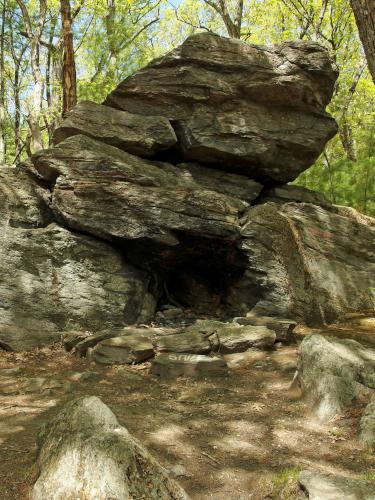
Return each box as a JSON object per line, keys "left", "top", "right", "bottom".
{"left": 232, "top": 202, "right": 375, "bottom": 324}
{"left": 104, "top": 33, "right": 338, "bottom": 183}
{"left": 53, "top": 100, "right": 177, "bottom": 157}
{"left": 0, "top": 224, "right": 152, "bottom": 351}
{"left": 31, "top": 134, "right": 250, "bottom": 246}
{"left": 297, "top": 334, "right": 375, "bottom": 420}
{"left": 32, "top": 396, "right": 189, "bottom": 500}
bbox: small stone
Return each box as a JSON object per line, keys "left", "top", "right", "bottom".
{"left": 24, "top": 377, "right": 48, "bottom": 393}
{"left": 168, "top": 464, "right": 191, "bottom": 478}
{"left": 0, "top": 367, "right": 22, "bottom": 376}
{"left": 62, "top": 331, "right": 92, "bottom": 352}
{"left": 162, "top": 308, "right": 184, "bottom": 320}
{"left": 69, "top": 371, "right": 103, "bottom": 383}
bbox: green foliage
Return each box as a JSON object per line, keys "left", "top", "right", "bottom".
{"left": 1, "top": 0, "right": 374, "bottom": 215}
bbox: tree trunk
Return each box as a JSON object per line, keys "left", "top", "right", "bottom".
{"left": 0, "top": 0, "right": 7, "bottom": 164}
{"left": 204, "top": 0, "right": 243, "bottom": 38}
{"left": 60, "top": 0, "right": 77, "bottom": 116}
{"left": 14, "top": 62, "right": 22, "bottom": 162}
{"left": 16, "top": 0, "right": 46, "bottom": 153}
{"left": 350, "top": 0, "right": 375, "bottom": 83}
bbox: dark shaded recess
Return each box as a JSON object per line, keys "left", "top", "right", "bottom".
{"left": 115, "top": 233, "right": 252, "bottom": 317}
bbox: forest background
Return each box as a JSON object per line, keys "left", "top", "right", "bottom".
{"left": 0, "top": 0, "right": 374, "bottom": 215}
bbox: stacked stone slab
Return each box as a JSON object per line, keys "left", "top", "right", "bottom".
{"left": 1, "top": 32, "right": 374, "bottom": 351}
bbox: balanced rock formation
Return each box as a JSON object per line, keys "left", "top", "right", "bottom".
{"left": 32, "top": 396, "right": 189, "bottom": 500}
{"left": 1, "top": 32, "right": 374, "bottom": 352}
{"left": 104, "top": 33, "right": 338, "bottom": 183}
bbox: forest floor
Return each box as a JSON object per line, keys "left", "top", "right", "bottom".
{"left": 1, "top": 319, "right": 375, "bottom": 499}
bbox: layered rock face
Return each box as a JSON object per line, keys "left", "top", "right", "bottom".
{"left": 0, "top": 165, "right": 153, "bottom": 351}
{"left": 235, "top": 202, "right": 375, "bottom": 324}
{"left": 1, "top": 32, "right": 374, "bottom": 352}
{"left": 104, "top": 33, "right": 338, "bottom": 183}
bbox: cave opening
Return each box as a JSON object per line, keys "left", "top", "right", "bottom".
{"left": 120, "top": 234, "right": 262, "bottom": 323}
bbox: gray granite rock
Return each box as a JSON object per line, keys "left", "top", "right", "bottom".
{"left": 299, "top": 470, "right": 375, "bottom": 500}
{"left": 151, "top": 353, "right": 228, "bottom": 378}
{"left": 32, "top": 396, "right": 189, "bottom": 500}
{"left": 105, "top": 33, "right": 338, "bottom": 183}
{"left": 53, "top": 100, "right": 177, "bottom": 157}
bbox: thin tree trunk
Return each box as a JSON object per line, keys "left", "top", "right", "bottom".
{"left": 350, "top": 0, "right": 375, "bottom": 83}
{"left": 0, "top": 0, "right": 7, "bottom": 164}
{"left": 60, "top": 0, "right": 77, "bottom": 115}
{"left": 339, "top": 121, "right": 357, "bottom": 161}
{"left": 204, "top": 0, "right": 243, "bottom": 38}
{"left": 323, "top": 151, "right": 336, "bottom": 204}
{"left": 16, "top": 0, "right": 46, "bottom": 153}
{"left": 14, "top": 62, "right": 22, "bottom": 162}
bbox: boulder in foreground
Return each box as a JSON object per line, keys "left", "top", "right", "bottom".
{"left": 299, "top": 470, "right": 375, "bottom": 499}
{"left": 32, "top": 396, "right": 189, "bottom": 500}
{"left": 297, "top": 334, "right": 375, "bottom": 420}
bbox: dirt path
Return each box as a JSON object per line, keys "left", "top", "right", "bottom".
{"left": 1, "top": 327, "right": 375, "bottom": 499}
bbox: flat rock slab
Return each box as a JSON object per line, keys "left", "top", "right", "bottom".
{"left": 235, "top": 315, "right": 296, "bottom": 342}
{"left": 298, "top": 334, "right": 375, "bottom": 421}
{"left": 105, "top": 32, "right": 338, "bottom": 183}
{"left": 299, "top": 470, "right": 375, "bottom": 500}
{"left": 32, "top": 396, "right": 189, "bottom": 500}
{"left": 32, "top": 135, "right": 248, "bottom": 247}
{"left": 215, "top": 325, "right": 276, "bottom": 353}
{"left": 259, "top": 184, "right": 331, "bottom": 208}
{"left": 53, "top": 100, "right": 177, "bottom": 157}
{"left": 176, "top": 162, "right": 262, "bottom": 203}
{"left": 75, "top": 327, "right": 177, "bottom": 356}
{"left": 91, "top": 335, "right": 155, "bottom": 365}
{"left": 154, "top": 331, "right": 211, "bottom": 354}
{"left": 184, "top": 319, "right": 276, "bottom": 353}
{"left": 151, "top": 353, "right": 228, "bottom": 378}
